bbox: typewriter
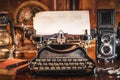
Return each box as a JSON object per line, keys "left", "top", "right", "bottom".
{"left": 29, "top": 11, "right": 96, "bottom": 76}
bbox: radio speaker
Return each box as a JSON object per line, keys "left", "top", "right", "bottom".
{"left": 96, "top": 9, "right": 117, "bottom": 60}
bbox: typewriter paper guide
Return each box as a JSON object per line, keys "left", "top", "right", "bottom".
{"left": 33, "top": 11, "right": 90, "bottom": 35}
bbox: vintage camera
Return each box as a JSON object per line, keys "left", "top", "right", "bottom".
{"left": 97, "top": 28, "right": 116, "bottom": 59}
{"left": 96, "top": 9, "right": 118, "bottom": 73}
{"left": 96, "top": 9, "right": 117, "bottom": 60}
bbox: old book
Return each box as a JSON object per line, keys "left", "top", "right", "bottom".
{"left": 0, "top": 59, "right": 28, "bottom": 75}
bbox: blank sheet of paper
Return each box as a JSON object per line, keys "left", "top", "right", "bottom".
{"left": 33, "top": 11, "right": 90, "bottom": 35}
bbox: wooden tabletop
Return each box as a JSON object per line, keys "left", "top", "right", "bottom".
{"left": 0, "top": 60, "right": 119, "bottom": 80}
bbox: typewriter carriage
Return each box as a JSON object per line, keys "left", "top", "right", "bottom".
{"left": 31, "top": 29, "right": 92, "bottom": 51}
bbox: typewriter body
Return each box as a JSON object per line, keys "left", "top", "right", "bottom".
{"left": 29, "top": 11, "right": 96, "bottom": 76}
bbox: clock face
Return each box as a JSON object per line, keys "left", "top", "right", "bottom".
{"left": 18, "top": 7, "right": 32, "bottom": 24}
{"left": 17, "top": 6, "right": 41, "bottom": 25}
{"left": 14, "top": 0, "right": 49, "bottom": 26}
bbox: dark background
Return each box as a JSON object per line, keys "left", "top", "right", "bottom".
{"left": 1, "top": 0, "right": 120, "bottom": 28}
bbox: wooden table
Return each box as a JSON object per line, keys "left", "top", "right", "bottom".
{"left": 0, "top": 60, "right": 119, "bottom": 80}
{"left": 0, "top": 40, "right": 119, "bottom": 80}
{"left": 0, "top": 71, "right": 119, "bottom": 80}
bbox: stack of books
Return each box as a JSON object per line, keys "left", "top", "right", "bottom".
{"left": 0, "top": 59, "right": 28, "bottom": 75}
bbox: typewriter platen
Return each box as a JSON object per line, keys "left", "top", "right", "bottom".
{"left": 29, "top": 11, "right": 96, "bottom": 76}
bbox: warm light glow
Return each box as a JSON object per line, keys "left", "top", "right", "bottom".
{"left": 33, "top": 11, "right": 90, "bottom": 35}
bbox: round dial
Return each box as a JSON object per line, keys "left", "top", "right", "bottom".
{"left": 14, "top": 0, "right": 49, "bottom": 26}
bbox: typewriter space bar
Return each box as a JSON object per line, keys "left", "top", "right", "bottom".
{"left": 34, "top": 69, "right": 90, "bottom": 76}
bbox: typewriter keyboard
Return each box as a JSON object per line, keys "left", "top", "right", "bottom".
{"left": 30, "top": 58, "right": 94, "bottom": 71}
{"left": 29, "top": 46, "right": 96, "bottom": 76}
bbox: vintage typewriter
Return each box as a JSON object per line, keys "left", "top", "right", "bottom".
{"left": 29, "top": 11, "right": 96, "bottom": 76}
